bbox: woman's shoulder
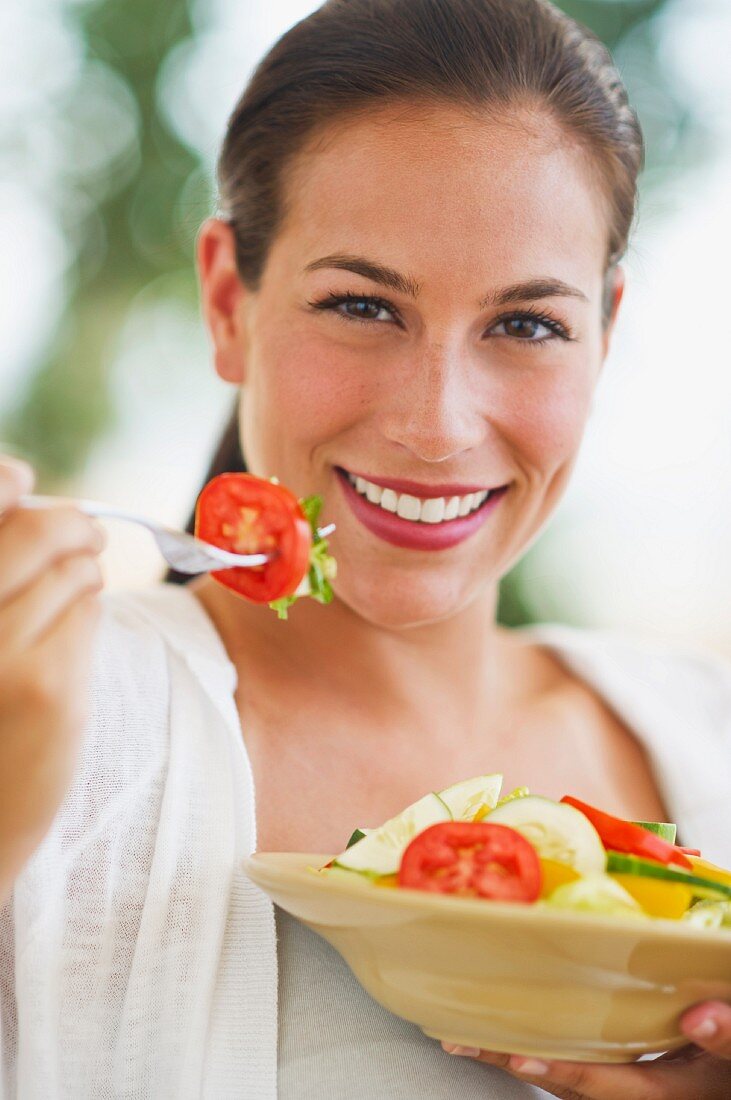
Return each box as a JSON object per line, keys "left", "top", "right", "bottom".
{"left": 96, "top": 583, "right": 236, "bottom": 695}
{"left": 516, "top": 622, "right": 731, "bottom": 861}
{"left": 12, "top": 587, "right": 242, "bottom": 891}
{"left": 520, "top": 620, "right": 731, "bottom": 710}
{"left": 98, "top": 582, "right": 227, "bottom": 659}
{"left": 62, "top": 590, "right": 189, "bottom": 816}
{"left": 62, "top": 585, "right": 236, "bottom": 816}
{"left": 9, "top": 592, "right": 189, "bottom": 905}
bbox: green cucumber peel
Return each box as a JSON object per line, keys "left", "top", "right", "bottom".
{"left": 632, "top": 820, "right": 677, "bottom": 844}
{"left": 607, "top": 852, "right": 731, "bottom": 900}
{"left": 346, "top": 828, "right": 367, "bottom": 849}
{"left": 269, "top": 495, "right": 337, "bottom": 619}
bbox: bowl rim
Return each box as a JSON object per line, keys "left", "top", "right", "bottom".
{"left": 244, "top": 851, "right": 731, "bottom": 949}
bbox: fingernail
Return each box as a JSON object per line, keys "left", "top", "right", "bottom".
{"left": 442, "top": 1044, "right": 480, "bottom": 1057}
{"left": 689, "top": 1017, "right": 718, "bottom": 1039}
{"left": 510, "top": 1057, "right": 549, "bottom": 1075}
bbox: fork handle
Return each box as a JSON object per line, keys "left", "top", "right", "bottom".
{"left": 19, "top": 496, "right": 337, "bottom": 541}
{"left": 18, "top": 495, "right": 134, "bottom": 521}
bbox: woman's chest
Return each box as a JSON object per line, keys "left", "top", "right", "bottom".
{"left": 241, "top": 680, "right": 669, "bottom": 855}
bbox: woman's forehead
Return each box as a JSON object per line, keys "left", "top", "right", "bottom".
{"left": 275, "top": 104, "right": 609, "bottom": 292}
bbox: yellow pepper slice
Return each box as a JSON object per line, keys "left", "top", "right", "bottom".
{"left": 540, "top": 859, "right": 580, "bottom": 898}
{"left": 687, "top": 857, "right": 731, "bottom": 890}
{"left": 609, "top": 873, "right": 692, "bottom": 919}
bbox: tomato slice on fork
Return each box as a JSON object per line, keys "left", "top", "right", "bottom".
{"left": 194, "top": 473, "right": 311, "bottom": 603}
{"left": 398, "top": 821, "right": 542, "bottom": 902}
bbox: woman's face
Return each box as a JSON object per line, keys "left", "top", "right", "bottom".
{"left": 200, "top": 104, "right": 621, "bottom": 628}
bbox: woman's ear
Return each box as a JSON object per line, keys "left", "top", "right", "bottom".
{"left": 197, "top": 218, "right": 250, "bottom": 384}
{"left": 601, "top": 264, "right": 626, "bottom": 360}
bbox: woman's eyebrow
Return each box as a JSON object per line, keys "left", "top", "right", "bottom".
{"left": 304, "top": 255, "right": 587, "bottom": 306}
{"left": 483, "top": 279, "right": 589, "bottom": 307}
{"left": 304, "top": 254, "right": 421, "bottom": 297}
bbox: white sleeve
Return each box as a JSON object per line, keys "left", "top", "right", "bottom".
{"left": 0, "top": 590, "right": 270, "bottom": 1100}
{"left": 0, "top": 602, "right": 171, "bottom": 1097}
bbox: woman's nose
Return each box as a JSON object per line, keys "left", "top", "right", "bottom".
{"left": 379, "top": 347, "right": 487, "bottom": 463}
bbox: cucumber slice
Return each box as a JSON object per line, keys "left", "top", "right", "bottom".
{"left": 495, "top": 786, "right": 530, "bottom": 809}
{"left": 437, "top": 773, "right": 503, "bottom": 821}
{"left": 487, "top": 796, "right": 606, "bottom": 875}
{"left": 346, "top": 828, "right": 369, "bottom": 849}
{"left": 683, "top": 899, "right": 731, "bottom": 930}
{"left": 333, "top": 792, "right": 451, "bottom": 876}
{"left": 546, "top": 874, "right": 649, "bottom": 919}
{"left": 606, "top": 853, "right": 731, "bottom": 900}
{"left": 633, "top": 820, "right": 677, "bottom": 844}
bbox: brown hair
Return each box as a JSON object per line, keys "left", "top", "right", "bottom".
{"left": 168, "top": 0, "right": 643, "bottom": 582}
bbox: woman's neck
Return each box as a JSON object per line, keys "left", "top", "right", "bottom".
{"left": 189, "top": 576, "right": 544, "bottom": 749}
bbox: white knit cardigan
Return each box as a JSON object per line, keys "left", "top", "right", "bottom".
{"left": 2, "top": 584, "right": 730, "bottom": 1098}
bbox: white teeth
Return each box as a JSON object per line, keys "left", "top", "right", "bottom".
{"left": 420, "top": 497, "right": 445, "bottom": 524}
{"left": 380, "top": 488, "right": 398, "bottom": 513}
{"left": 396, "top": 494, "right": 421, "bottom": 521}
{"left": 346, "top": 471, "right": 495, "bottom": 525}
{"left": 443, "top": 496, "right": 461, "bottom": 521}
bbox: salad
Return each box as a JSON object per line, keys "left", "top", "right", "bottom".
{"left": 319, "top": 774, "right": 731, "bottom": 929}
{"left": 194, "top": 473, "right": 336, "bottom": 617}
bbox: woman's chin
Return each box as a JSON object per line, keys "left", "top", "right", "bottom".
{"left": 332, "top": 571, "right": 486, "bottom": 631}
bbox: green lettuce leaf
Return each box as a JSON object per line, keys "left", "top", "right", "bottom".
{"left": 269, "top": 494, "right": 337, "bottom": 619}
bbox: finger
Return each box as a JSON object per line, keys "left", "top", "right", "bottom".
{"left": 681, "top": 1001, "right": 731, "bottom": 1060}
{"left": 0, "top": 457, "right": 34, "bottom": 511}
{"left": 0, "top": 551, "right": 104, "bottom": 651}
{"left": 0, "top": 506, "right": 105, "bottom": 604}
{"left": 443, "top": 1041, "right": 731, "bottom": 1098}
{"left": 501, "top": 1049, "right": 731, "bottom": 1099}
{"left": 655, "top": 1042, "right": 705, "bottom": 1064}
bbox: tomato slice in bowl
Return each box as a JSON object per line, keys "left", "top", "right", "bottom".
{"left": 398, "top": 822, "right": 542, "bottom": 903}
{"left": 194, "top": 473, "right": 312, "bottom": 603}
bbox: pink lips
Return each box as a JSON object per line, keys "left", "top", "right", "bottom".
{"left": 336, "top": 469, "right": 509, "bottom": 551}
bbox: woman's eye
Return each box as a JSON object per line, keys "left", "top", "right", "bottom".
{"left": 337, "top": 298, "right": 394, "bottom": 323}
{"left": 310, "top": 293, "right": 398, "bottom": 325}
{"left": 490, "top": 313, "right": 567, "bottom": 342}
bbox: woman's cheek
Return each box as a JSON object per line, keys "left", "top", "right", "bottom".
{"left": 242, "top": 324, "right": 375, "bottom": 479}
{"left": 272, "top": 338, "right": 371, "bottom": 429}
{"left": 496, "top": 360, "right": 596, "bottom": 472}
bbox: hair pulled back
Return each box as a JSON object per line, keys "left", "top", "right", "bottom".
{"left": 169, "top": 0, "right": 643, "bottom": 580}
{"left": 220, "top": 0, "right": 642, "bottom": 284}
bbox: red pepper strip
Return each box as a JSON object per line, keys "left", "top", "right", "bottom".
{"left": 678, "top": 847, "right": 702, "bottom": 857}
{"left": 560, "top": 795, "right": 693, "bottom": 870}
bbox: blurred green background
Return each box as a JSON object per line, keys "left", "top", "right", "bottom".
{"left": 2, "top": 0, "right": 729, "bottom": 641}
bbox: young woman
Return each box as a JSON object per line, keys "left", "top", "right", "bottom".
{"left": 1, "top": 1, "right": 730, "bottom": 1096}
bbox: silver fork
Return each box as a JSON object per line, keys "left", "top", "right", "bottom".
{"left": 18, "top": 495, "right": 335, "bottom": 575}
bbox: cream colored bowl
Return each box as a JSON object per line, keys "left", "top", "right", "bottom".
{"left": 244, "top": 851, "right": 731, "bottom": 1064}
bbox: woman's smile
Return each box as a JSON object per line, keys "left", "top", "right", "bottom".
{"left": 335, "top": 466, "right": 511, "bottom": 550}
